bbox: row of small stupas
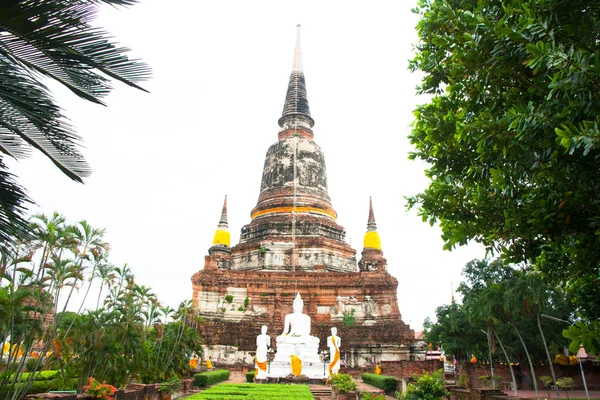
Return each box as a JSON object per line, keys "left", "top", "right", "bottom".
{"left": 190, "top": 26, "right": 420, "bottom": 368}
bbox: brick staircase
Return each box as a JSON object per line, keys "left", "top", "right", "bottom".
{"left": 310, "top": 386, "right": 332, "bottom": 400}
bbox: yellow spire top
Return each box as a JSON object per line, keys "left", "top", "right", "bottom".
{"left": 212, "top": 195, "right": 230, "bottom": 246}
{"left": 363, "top": 197, "right": 382, "bottom": 250}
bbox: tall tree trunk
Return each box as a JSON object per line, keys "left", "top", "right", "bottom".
{"left": 483, "top": 330, "right": 495, "bottom": 378}
{"left": 511, "top": 321, "right": 539, "bottom": 398}
{"left": 537, "top": 313, "right": 560, "bottom": 399}
{"left": 494, "top": 331, "right": 518, "bottom": 397}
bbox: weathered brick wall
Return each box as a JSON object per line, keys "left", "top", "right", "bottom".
{"left": 376, "top": 359, "right": 443, "bottom": 379}
{"left": 456, "top": 360, "right": 600, "bottom": 391}
{"left": 192, "top": 269, "right": 415, "bottom": 352}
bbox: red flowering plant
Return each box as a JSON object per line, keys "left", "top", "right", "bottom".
{"left": 84, "top": 377, "right": 117, "bottom": 399}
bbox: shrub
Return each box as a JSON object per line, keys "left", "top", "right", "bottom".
{"left": 330, "top": 373, "right": 357, "bottom": 394}
{"left": 362, "top": 373, "right": 397, "bottom": 392}
{"left": 246, "top": 371, "right": 255, "bottom": 383}
{"left": 224, "top": 295, "right": 233, "bottom": 303}
{"left": 26, "top": 358, "right": 40, "bottom": 372}
{"left": 360, "top": 391, "right": 387, "bottom": 400}
{"left": 557, "top": 376, "right": 574, "bottom": 392}
{"left": 343, "top": 309, "right": 356, "bottom": 327}
{"left": 194, "top": 369, "right": 230, "bottom": 387}
{"left": 397, "top": 370, "right": 448, "bottom": 400}
{"left": 458, "top": 373, "right": 468, "bottom": 388}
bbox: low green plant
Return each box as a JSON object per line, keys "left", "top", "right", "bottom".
{"left": 540, "top": 375, "right": 554, "bottom": 398}
{"left": 330, "top": 373, "right": 357, "bottom": 394}
{"left": 26, "top": 358, "right": 40, "bottom": 372}
{"left": 360, "top": 391, "right": 387, "bottom": 400}
{"left": 245, "top": 370, "right": 255, "bottom": 383}
{"left": 244, "top": 297, "right": 250, "bottom": 308}
{"left": 343, "top": 309, "right": 356, "bottom": 327}
{"left": 458, "top": 373, "right": 468, "bottom": 388}
{"left": 157, "top": 377, "right": 180, "bottom": 394}
{"left": 361, "top": 372, "right": 397, "bottom": 392}
{"left": 491, "top": 375, "right": 502, "bottom": 389}
{"left": 186, "top": 383, "right": 313, "bottom": 399}
{"left": 397, "top": 370, "right": 448, "bottom": 400}
{"left": 224, "top": 295, "right": 233, "bottom": 303}
{"left": 479, "top": 375, "right": 491, "bottom": 388}
{"left": 557, "top": 377, "right": 574, "bottom": 399}
{"left": 193, "top": 369, "right": 230, "bottom": 387}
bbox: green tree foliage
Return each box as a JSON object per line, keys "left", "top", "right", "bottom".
{"left": 423, "top": 302, "right": 486, "bottom": 360}
{"left": 409, "top": 0, "right": 600, "bottom": 350}
{"left": 458, "top": 259, "right": 570, "bottom": 362}
{"left": 0, "top": 212, "right": 202, "bottom": 398}
{"left": 397, "top": 370, "right": 448, "bottom": 400}
{"left": 0, "top": 0, "right": 151, "bottom": 253}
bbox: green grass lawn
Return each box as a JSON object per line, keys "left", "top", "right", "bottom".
{"left": 186, "top": 383, "right": 314, "bottom": 399}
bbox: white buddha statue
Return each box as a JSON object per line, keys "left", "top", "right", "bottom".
{"left": 277, "top": 293, "right": 318, "bottom": 343}
{"left": 255, "top": 325, "right": 270, "bottom": 379}
{"left": 327, "top": 327, "right": 341, "bottom": 376}
{"left": 273, "top": 293, "right": 320, "bottom": 365}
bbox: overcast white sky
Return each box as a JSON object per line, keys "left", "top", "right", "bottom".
{"left": 6, "top": 0, "right": 485, "bottom": 330}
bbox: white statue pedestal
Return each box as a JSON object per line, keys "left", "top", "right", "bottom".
{"left": 268, "top": 336, "right": 325, "bottom": 379}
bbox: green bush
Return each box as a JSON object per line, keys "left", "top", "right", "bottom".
{"left": 398, "top": 370, "right": 449, "bottom": 400}
{"left": 6, "top": 370, "right": 60, "bottom": 382}
{"left": 362, "top": 373, "right": 397, "bottom": 392}
{"left": 246, "top": 370, "right": 255, "bottom": 383}
{"left": 330, "top": 373, "right": 357, "bottom": 394}
{"left": 0, "top": 379, "right": 54, "bottom": 395}
{"left": 193, "top": 369, "right": 230, "bottom": 387}
{"left": 360, "top": 391, "right": 387, "bottom": 400}
{"left": 26, "top": 358, "right": 40, "bottom": 372}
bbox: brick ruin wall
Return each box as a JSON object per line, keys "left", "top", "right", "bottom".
{"left": 191, "top": 267, "right": 416, "bottom": 366}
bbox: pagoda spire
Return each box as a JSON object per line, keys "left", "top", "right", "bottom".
{"left": 367, "top": 196, "right": 377, "bottom": 232}
{"left": 278, "top": 24, "right": 315, "bottom": 130}
{"left": 363, "top": 197, "right": 381, "bottom": 250}
{"left": 218, "top": 195, "right": 228, "bottom": 229}
{"left": 212, "top": 195, "right": 230, "bottom": 247}
{"left": 359, "top": 197, "right": 387, "bottom": 271}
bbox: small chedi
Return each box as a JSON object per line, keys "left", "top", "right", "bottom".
{"left": 191, "top": 25, "right": 418, "bottom": 369}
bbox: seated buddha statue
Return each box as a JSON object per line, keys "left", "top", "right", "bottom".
{"left": 276, "top": 293, "right": 319, "bottom": 344}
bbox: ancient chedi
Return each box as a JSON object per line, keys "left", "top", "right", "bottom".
{"left": 191, "top": 26, "right": 416, "bottom": 367}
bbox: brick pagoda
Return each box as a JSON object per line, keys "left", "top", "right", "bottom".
{"left": 191, "top": 26, "right": 416, "bottom": 368}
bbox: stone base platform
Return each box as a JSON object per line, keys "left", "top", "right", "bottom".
{"left": 268, "top": 361, "right": 329, "bottom": 379}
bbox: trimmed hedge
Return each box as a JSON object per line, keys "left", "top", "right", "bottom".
{"left": 361, "top": 372, "right": 397, "bottom": 392}
{"left": 0, "top": 370, "right": 72, "bottom": 395}
{"left": 186, "top": 383, "right": 313, "bottom": 400}
{"left": 246, "top": 371, "right": 255, "bottom": 383}
{"left": 193, "top": 369, "right": 230, "bottom": 387}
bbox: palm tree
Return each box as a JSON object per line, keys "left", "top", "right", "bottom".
{"left": 504, "top": 273, "right": 541, "bottom": 399}
{"left": 95, "top": 263, "right": 116, "bottom": 310}
{"left": 465, "top": 284, "right": 519, "bottom": 396}
{"left": 0, "top": 0, "right": 151, "bottom": 253}
{"left": 70, "top": 220, "right": 108, "bottom": 313}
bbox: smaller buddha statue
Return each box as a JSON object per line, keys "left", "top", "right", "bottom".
{"left": 255, "top": 325, "right": 270, "bottom": 379}
{"left": 327, "top": 327, "right": 341, "bottom": 376}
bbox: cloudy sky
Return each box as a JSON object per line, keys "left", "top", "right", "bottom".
{"left": 7, "top": 0, "right": 485, "bottom": 330}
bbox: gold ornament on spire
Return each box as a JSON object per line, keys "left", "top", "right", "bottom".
{"left": 363, "top": 197, "right": 382, "bottom": 250}
{"left": 212, "top": 195, "right": 230, "bottom": 246}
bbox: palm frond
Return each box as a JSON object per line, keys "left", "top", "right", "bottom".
{"left": 0, "top": 158, "right": 32, "bottom": 253}
{"left": 0, "top": 0, "right": 151, "bottom": 251}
